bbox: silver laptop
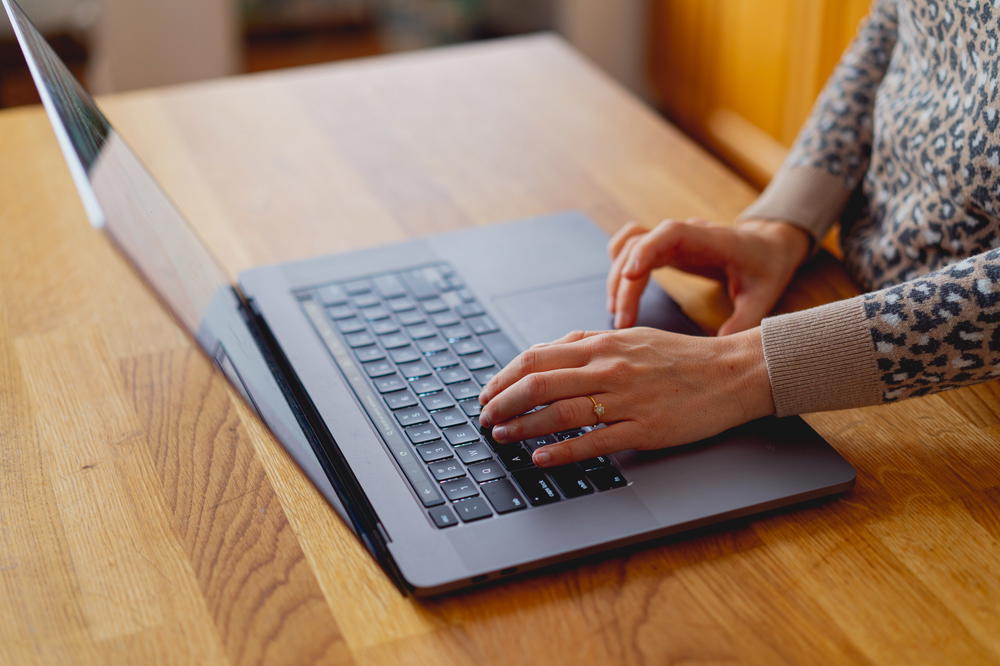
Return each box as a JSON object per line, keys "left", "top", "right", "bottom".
{"left": 4, "top": 0, "right": 854, "bottom": 595}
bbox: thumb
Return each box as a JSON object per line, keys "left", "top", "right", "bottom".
{"left": 717, "top": 288, "right": 774, "bottom": 335}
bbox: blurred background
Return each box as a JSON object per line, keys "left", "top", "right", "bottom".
{"left": 0, "top": 0, "right": 870, "bottom": 186}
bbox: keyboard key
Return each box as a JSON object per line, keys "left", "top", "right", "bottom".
{"left": 398, "top": 310, "right": 427, "bottom": 326}
{"left": 399, "top": 361, "right": 432, "bottom": 379}
{"left": 441, "top": 323, "right": 471, "bottom": 341}
{"left": 364, "top": 360, "right": 395, "bottom": 378}
{"left": 449, "top": 381, "right": 480, "bottom": 401}
{"left": 317, "top": 284, "right": 348, "bottom": 305}
{"left": 401, "top": 268, "right": 439, "bottom": 300}
{"left": 457, "top": 288, "right": 475, "bottom": 303}
{"left": 443, "top": 424, "right": 480, "bottom": 446}
{"left": 383, "top": 389, "right": 416, "bottom": 410}
{"left": 374, "top": 374, "right": 406, "bottom": 393}
{"left": 467, "top": 460, "right": 505, "bottom": 483}
{"left": 345, "top": 331, "right": 375, "bottom": 348}
{"left": 512, "top": 469, "right": 561, "bottom": 505}
{"left": 548, "top": 466, "right": 594, "bottom": 497}
{"left": 497, "top": 444, "right": 533, "bottom": 470}
{"left": 430, "top": 311, "right": 460, "bottom": 327}
{"left": 523, "top": 435, "right": 556, "bottom": 451}
{"left": 421, "top": 298, "right": 448, "bottom": 314}
{"left": 336, "top": 317, "right": 366, "bottom": 334}
{"left": 432, "top": 407, "right": 466, "bottom": 428}
{"left": 459, "top": 400, "right": 482, "bottom": 417}
{"left": 421, "top": 392, "right": 455, "bottom": 411}
{"left": 406, "top": 424, "right": 440, "bottom": 444}
{"left": 446, "top": 274, "right": 465, "bottom": 290}
{"left": 387, "top": 442, "right": 443, "bottom": 507}
{"left": 377, "top": 332, "right": 409, "bottom": 349}
{"left": 580, "top": 456, "right": 612, "bottom": 470}
{"left": 406, "top": 323, "right": 437, "bottom": 339}
{"left": 472, "top": 367, "right": 498, "bottom": 386}
{"left": 415, "top": 442, "right": 452, "bottom": 462}
{"left": 452, "top": 339, "right": 483, "bottom": 355}
{"left": 412, "top": 377, "right": 443, "bottom": 394}
{"left": 453, "top": 497, "right": 492, "bottom": 522}
{"left": 351, "top": 292, "right": 380, "bottom": 309}
{"left": 344, "top": 279, "right": 373, "bottom": 295}
{"left": 361, "top": 305, "right": 391, "bottom": 321}
{"left": 441, "top": 477, "right": 479, "bottom": 501}
{"left": 456, "top": 301, "right": 485, "bottom": 317}
{"left": 463, "top": 353, "right": 495, "bottom": 371}
{"left": 479, "top": 331, "right": 519, "bottom": 367}
{"left": 389, "top": 346, "right": 421, "bottom": 364}
{"left": 395, "top": 406, "right": 429, "bottom": 427}
{"left": 417, "top": 336, "right": 448, "bottom": 354}
{"left": 438, "top": 366, "right": 470, "bottom": 384}
{"left": 555, "top": 429, "right": 585, "bottom": 442}
{"left": 371, "top": 319, "right": 399, "bottom": 335}
{"left": 430, "top": 459, "right": 465, "bottom": 481}
{"left": 327, "top": 304, "right": 354, "bottom": 320}
{"left": 467, "top": 316, "right": 499, "bottom": 335}
{"left": 354, "top": 346, "right": 385, "bottom": 363}
{"left": 427, "top": 351, "right": 459, "bottom": 369}
{"left": 428, "top": 505, "right": 458, "bottom": 528}
{"left": 374, "top": 274, "right": 407, "bottom": 299}
{"left": 387, "top": 296, "right": 416, "bottom": 312}
{"left": 586, "top": 465, "right": 627, "bottom": 490}
{"left": 481, "top": 479, "right": 527, "bottom": 513}
{"left": 455, "top": 441, "right": 492, "bottom": 464}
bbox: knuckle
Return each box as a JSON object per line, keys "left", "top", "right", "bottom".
{"left": 525, "top": 373, "right": 547, "bottom": 395}
{"left": 518, "top": 349, "right": 539, "bottom": 374}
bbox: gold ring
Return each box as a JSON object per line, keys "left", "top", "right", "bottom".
{"left": 587, "top": 395, "right": 606, "bottom": 424}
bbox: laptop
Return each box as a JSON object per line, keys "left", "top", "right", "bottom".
{"left": 4, "top": 0, "right": 855, "bottom": 595}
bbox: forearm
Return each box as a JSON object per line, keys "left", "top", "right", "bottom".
{"left": 760, "top": 248, "right": 1000, "bottom": 416}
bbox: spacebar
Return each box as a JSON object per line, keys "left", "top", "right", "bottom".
{"left": 479, "top": 331, "right": 520, "bottom": 367}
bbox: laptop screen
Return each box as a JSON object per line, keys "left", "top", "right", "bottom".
{"left": 2, "top": 0, "right": 230, "bottom": 339}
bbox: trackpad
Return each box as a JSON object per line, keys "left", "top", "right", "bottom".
{"left": 491, "top": 276, "right": 703, "bottom": 347}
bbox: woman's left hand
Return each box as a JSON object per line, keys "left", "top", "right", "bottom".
{"left": 477, "top": 327, "right": 775, "bottom": 467}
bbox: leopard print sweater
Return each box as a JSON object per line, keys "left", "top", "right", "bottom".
{"left": 743, "top": 0, "right": 1000, "bottom": 415}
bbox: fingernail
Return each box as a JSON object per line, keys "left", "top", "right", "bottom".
{"left": 492, "top": 425, "right": 508, "bottom": 441}
{"left": 533, "top": 449, "right": 551, "bottom": 466}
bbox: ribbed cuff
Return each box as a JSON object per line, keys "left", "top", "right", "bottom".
{"left": 739, "top": 165, "right": 852, "bottom": 244}
{"left": 760, "top": 296, "right": 882, "bottom": 416}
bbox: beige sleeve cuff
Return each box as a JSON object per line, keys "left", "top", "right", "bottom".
{"left": 739, "top": 165, "right": 853, "bottom": 243}
{"left": 760, "top": 296, "right": 883, "bottom": 416}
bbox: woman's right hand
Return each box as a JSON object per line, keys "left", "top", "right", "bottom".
{"left": 607, "top": 218, "right": 811, "bottom": 335}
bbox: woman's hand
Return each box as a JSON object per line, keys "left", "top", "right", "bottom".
{"left": 607, "top": 218, "right": 810, "bottom": 334}
{"left": 477, "top": 327, "right": 775, "bottom": 467}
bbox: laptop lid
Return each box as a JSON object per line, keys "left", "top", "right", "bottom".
{"left": 1, "top": 0, "right": 410, "bottom": 587}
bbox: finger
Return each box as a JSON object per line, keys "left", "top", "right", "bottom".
{"left": 532, "top": 422, "right": 637, "bottom": 467}
{"left": 479, "top": 344, "right": 589, "bottom": 406}
{"left": 480, "top": 368, "right": 602, "bottom": 428}
{"left": 607, "top": 235, "right": 641, "bottom": 312}
{"left": 614, "top": 243, "right": 650, "bottom": 328}
{"left": 490, "top": 394, "right": 614, "bottom": 443}
{"left": 624, "top": 219, "right": 729, "bottom": 281}
{"left": 530, "top": 329, "right": 603, "bottom": 350}
{"left": 607, "top": 221, "right": 646, "bottom": 260}
{"left": 717, "top": 290, "right": 773, "bottom": 335}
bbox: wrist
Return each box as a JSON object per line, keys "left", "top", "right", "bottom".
{"left": 717, "top": 327, "right": 775, "bottom": 421}
{"left": 739, "top": 218, "right": 810, "bottom": 270}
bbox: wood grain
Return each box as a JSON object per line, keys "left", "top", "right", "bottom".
{"left": 1, "top": 35, "right": 998, "bottom": 665}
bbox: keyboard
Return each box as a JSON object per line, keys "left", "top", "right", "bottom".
{"left": 299, "top": 262, "right": 627, "bottom": 529}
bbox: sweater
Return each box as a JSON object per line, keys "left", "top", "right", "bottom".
{"left": 742, "top": 0, "right": 1000, "bottom": 416}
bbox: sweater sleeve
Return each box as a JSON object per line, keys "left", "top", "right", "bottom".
{"left": 761, "top": 247, "right": 1000, "bottom": 416}
{"left": 740, "top": 0, "right": 899, "bottom": 243}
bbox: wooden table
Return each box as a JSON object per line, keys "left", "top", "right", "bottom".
{"left": 2, "top": 35, "right": 998, "bottom": 665}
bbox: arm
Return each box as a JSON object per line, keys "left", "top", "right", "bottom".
{"left": 741, "top": 0, "right": 899, "bottom": 243}
{"left": 764, "top": 247, "right": 1000, "bottom": 415}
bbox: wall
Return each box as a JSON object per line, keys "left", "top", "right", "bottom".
{"left": 648, "top": 0, "right": 871, "bottom": 187}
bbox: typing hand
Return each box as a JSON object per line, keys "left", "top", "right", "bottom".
{"left": 477, "top": 327, "right": 774, "bottom": 467}
{"left": 607, "top": 218, "right": 810, "bottom": 334}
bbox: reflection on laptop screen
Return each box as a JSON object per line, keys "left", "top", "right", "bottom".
{"left": 2, "top": 0, "right": 230, "bottom": 340}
